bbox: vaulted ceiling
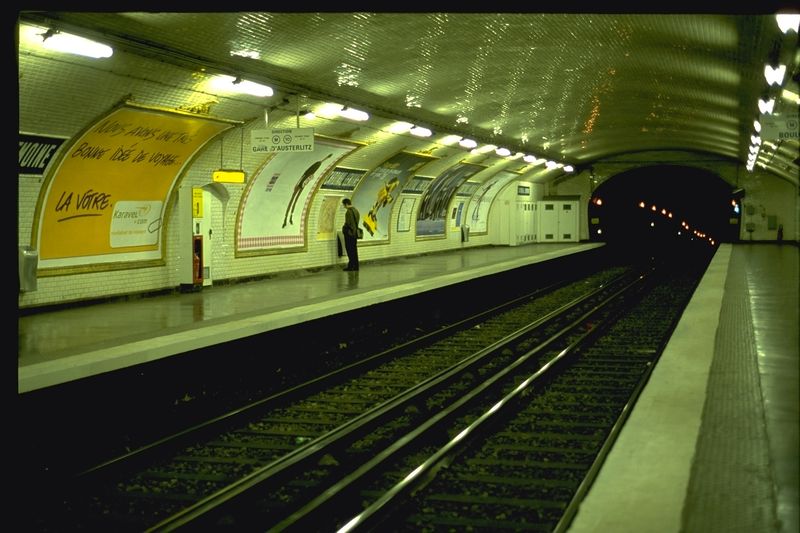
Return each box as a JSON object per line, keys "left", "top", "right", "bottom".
{"left": 18, "top": 11, "right": 800, "bottom": 185}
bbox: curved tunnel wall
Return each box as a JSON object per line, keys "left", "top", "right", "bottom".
{"left": 17, "top": 26, "right": 797, "bottom": 310}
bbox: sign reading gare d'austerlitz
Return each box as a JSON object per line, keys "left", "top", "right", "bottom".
{"left": 251, "top": 127, "right": 315, "bottom": 153}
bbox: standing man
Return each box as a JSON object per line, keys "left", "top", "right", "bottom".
{"left": 341, "top": 197, "right": 360, "bottom": 271}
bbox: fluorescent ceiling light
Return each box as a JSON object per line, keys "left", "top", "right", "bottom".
{"left": 764, "top": 64, "right": 786, "bottom": 86}
{"left": 409, "top": 126, "right": 432, "bottom": 137}
{"left": 388, "top": 121, "right": 413, "bottom": 134}
{"left": 776, "top": 13, "right": 800, "bottom": 33}
{"left": 317, "top": 103, "right": 345, "bottom": 119}
{"left": 753, "top": 120, "right": 761, "bottom": 132}
{"left": 339, "top": 106, "right": 369, "bottom": 121}
{"left": 473, "top": 144, "right": 497, "bottom": 154}
{"left": 495, "top": 147, "right": 511, "bottom": 157}
{"left": 458, "top": 138, "right": 477, "bottom": 149}
{"left": 563, "top": 165, "right": 574, "bottom": 172}
{"left": 758, "top": 98, "right": 775, "bottom": 114}
{"left": 440, "top": 135, "right": 462, "bottom": 146}
{"left": 211, "top": 75, "right": 273, "bottom": 97}
{"left": 37, "top": 28, "right": 113, "bottom": 58}
{"left": 523, "top": 155, "right": 546, "bottom": 165}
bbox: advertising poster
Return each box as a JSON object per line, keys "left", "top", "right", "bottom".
{"left": 236, "top": 136, "right": 357, "bottom": 254}
{"left": 351, "top": 151, "right": 435, "bottom": 242}
{"left": 415, "top": 161, "right": 484, "bottom": 237}
{"left": 397, "top": 197, "right": 416, "bottom": 232}
{"left": 316, "top": 195, "right": 343, "bottom": 240}
{"left": 319, "top": 167, "right": 367, "bottom": 191}
{"left": 34, "top": 103, "right": 236, "bottom": 271}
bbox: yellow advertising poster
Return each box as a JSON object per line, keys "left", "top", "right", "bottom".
{"left": 34, "top": 103, "right": 235, "bottom": 271}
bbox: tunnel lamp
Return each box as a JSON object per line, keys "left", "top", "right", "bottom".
{"left": 776, "top": 13, "right": 800, "bottom": 33}
{"left": 409, "top": 126, "right": 432, "bottom": 137}
{"left": 758, "top": 98, "right": 775, "bottom": 114}
{"left": 764, "top": 64, "right": 786, "bottom": 86}
{"left": 38, "top": 28, "right": 113, "bottom": 58}
{"left": 638, "top": 201, "right": 646, "bottom": 208}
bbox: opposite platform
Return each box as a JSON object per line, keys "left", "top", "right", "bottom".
{"left": 567, "top": 243, "right": 798, "bottom": 533}
{"left": 18, "top": 242, "right": 602, "bottom": 393}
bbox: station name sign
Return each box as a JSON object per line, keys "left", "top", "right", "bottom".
{"left": 19, "top": 132, "right": 67, "bottom": 176}
{"left": 251, "top": 127, "right": 314, "bottom": 153}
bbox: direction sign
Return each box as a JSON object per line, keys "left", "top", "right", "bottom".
{"left": 251, "top": 127, "right": 315, "bottom": 153}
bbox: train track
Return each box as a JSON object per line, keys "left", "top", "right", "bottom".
{"left": 31, "top": 256, "right": 708, "bottom": 531}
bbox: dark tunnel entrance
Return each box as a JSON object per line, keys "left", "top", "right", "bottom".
{"left": 587, "top": 165, "right": 741, "bottom": 258}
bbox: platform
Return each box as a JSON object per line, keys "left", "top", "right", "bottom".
{"left": 567, "top": 243, "right": 798, "bottom": 533}
{"left": 18, "top": 242, "right": 602, "bottom": 394}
